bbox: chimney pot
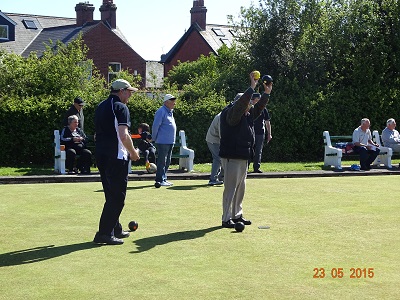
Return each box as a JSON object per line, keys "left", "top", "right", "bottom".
{"left": 75, "top": 2, "right": 95, "bottom": 27}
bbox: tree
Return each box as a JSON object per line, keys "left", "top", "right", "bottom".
{"left": 0, "top": 36, "right": 108, "bottom": 165}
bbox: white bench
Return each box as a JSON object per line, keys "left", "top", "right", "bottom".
{"left": 128, "top": 129, "right": 195, "bottom": 173}
{"left": 54, "top": 130, "right": 66, "bottom": 174}
{"left": 372, "top": 130, "right": 395, "bottom": 168}
{"left": 323, "top": 130, "right": 392, "bottom": 169}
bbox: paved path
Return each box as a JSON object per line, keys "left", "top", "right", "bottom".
{"left": 1, "top": 166, "right": 400, "bottom": 184}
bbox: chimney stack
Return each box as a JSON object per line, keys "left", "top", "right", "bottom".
{"left": 75, "top": 2, "right": 95, "bottom": 27}
{"left": 190, "top": 0, "right": 207, "bottom": 30}
{"left": 100, "top": 0, "right": 117, "bottom": 29}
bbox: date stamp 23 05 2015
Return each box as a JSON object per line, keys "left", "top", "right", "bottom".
{"left": 313, "top": 268, "right": 375, "bottom": 279}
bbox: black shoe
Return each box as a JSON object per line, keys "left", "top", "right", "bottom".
{"left": 115, "top": 230, "right": 130, "bottom": 239}
{"left": 222, "top": 220, "right": 235, "bottom": 228}
{"left": 93, "top": 232, "right": 124, "bottom": 245}
{"left": 155, "top": 182, "right": 161, "bottom": 188}
{"left": 232, "top": 216, "right": 252, "bottom": 225}
{"left": 253, "top": 169, "right": 263, "bottom": 173}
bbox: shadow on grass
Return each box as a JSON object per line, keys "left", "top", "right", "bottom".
{"left": 127, "top": 184, "right": 157, "bottom": 190}
{"left": 131, "top": 226, "right": 221, "bottom": 253}
{"left": 0, "top": 242, "right": 98, "bottom": 267}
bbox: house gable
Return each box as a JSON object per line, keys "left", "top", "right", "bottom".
{"left": 162, "top": 23, "right": 236, "bottom": 76}
{"left": 82, "top": 22, "right": 146, "bottom": 84}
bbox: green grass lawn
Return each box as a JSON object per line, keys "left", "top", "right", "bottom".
{"left": 0, "top": 176, "right": 399, "bottom": 299}
{"left": 3, "top": 159, "right": 400, "bottom": 176}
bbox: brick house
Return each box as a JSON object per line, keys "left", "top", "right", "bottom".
{"left": 0, "top": 0, "right": 163, "bottom": 88}
{"left": 161, "top": 0, "right": 237, "bottom": 77}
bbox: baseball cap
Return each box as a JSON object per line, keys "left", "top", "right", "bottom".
{"left": 74, "top": 97, "right": 85, "bottom": 105}
{"left": 111, "top": 79, "right": 138, "bottom": 92}
{"left": 163, "top": 94, "right": 176, "bottom": 102}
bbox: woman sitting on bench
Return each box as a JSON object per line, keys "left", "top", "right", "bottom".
{"left": 61, "top": 115, "right": 92, "bottom": 174}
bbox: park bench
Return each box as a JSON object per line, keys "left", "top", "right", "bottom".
{"left": 323, "top": 130, "right": 393, "bottom": 169}
{"left": 54, "top": 130, "right": 95, "bottom": 174}
{"left": 55, "top": 129, "right": 195, "bottom": 174}
{"left": 129, "top": 129, "right": 195, "bottom": 173}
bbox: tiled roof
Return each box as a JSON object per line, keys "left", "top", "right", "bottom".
{"left": 22, "top": 22, "right": 97, "bottom": 57}
{"left": 0, "top": 12, "right": 133, "bottom": 57}
{"left": 0, "top": 12, "right": 76, "bottom": 55}
{"left": 200, "top": 24, "right": 237, "bottom": 52}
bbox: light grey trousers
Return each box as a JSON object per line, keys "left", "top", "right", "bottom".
{"left": 221, "top": 158, "right": 248, "bottom": 222}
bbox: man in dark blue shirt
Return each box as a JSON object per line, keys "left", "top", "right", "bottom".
{"left": 93, "top": 79, "right": 140, "bottom": 245}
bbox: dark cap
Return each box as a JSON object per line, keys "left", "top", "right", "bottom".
{"left": 74, "top": 97, "right": 85, "bottom": 106}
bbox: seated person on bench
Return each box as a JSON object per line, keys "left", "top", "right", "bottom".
{"left": 381, "top": 118, "right": 400, "bottom": 152}
{"left": 61, "top": 115, "right": 92, "bottom": 174}
{"left": 352, "top": 118, "right": 380, "bottom": 171}
{"left": 137, "top": 123, "right": 156, "bottom": 168}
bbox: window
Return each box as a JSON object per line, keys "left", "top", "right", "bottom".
{"left": 212, "top": 28, "right": 225, "bottom": 37}
{"left": 229, "top": 29, "right": 237, "bottom": 37}
{"left": 108, "top": 62, "right": 121, "bottom": 83}
{"left": 220, "top": 38, "right": 232, "bottom": 47}
{"left": 22, "top": 19, "right": 37, "bottom": 30}
{"left": 0, "top": 25, "right": 8, "bottom": 40}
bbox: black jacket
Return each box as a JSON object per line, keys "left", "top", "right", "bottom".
{"left": 219, "top": 87, "right": 269, "bottom": 160}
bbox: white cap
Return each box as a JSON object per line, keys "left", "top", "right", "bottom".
{"left": 163, "top": 94, "right": 176, "bottom": 102}
{"left": 111, "top": 79, "right": 138, "bottom": 92}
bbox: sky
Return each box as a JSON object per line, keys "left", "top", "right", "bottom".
{"left": 1, "top": 0, "right": 256, "bottom": 61}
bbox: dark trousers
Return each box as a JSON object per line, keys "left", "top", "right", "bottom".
{"left": 353, "top": 146, "right": 380, "bottom": 168}
{"left": 142, "top": 147, "right": 156, "bottom": 164}
{"left": 249, "top": 133, "right": 265, "bottom": 171}
{"left": 96, "top": 155, "right": 129, "bottom": 237}
{"left": 66, "top": 145, "right": 92, "bottom": 172}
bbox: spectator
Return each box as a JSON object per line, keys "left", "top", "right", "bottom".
{"left": 93, "top": 79, "right": 140, "bottom": 245}
{"left": 352, "top": 118, "right": 380, "bottom": 171}
{"left": 60, "top": 115, "right": 92, "bottom": 174}
{"left": 249, "top": 93, "right": 272, "bottom": 173}
{"left": 206, "top": 112, "right": 224, "bottom": 185}
{"left": 219, "top": 72, "right": 272, "bottom": 228}
{"left": 137, "top": 123, "right": 156, "bottom": 166}
{"left": 63, "top": 97, "right": 85, "bottom": 131}
{"left": 152, "top": 94, "right": 177, "bottom": 188}
{"left": 381, "top": 118, "right": 400, "bottom": 152}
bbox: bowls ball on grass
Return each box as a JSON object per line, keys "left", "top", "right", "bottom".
{"left": 234, "top": 221, "right": 245, "bottom": 232}
{"left": 128, "top": 221, "right": 139, "bottom": 232}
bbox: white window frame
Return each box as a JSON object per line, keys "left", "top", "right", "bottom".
{"left": 108, "top": 62, "right": 121, "bottom": 83}
{"left": 0, "top": 25, "right": 9, "bottom": 40}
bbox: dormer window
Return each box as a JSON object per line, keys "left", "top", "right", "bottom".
{"left": 22, "top": 19, "right": 37, "bottom": 30}
{"left": 0, "top": 25, "right": 8, "bottom": 40}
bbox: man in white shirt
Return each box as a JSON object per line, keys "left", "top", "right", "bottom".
{"left": 352, "top": 118, "right": 380, "bottom": 170}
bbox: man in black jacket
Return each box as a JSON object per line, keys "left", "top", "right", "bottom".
{"left": 62, "top": 97, "right": 85, "bottom": 131}
{"left": 219, "top": 72, "right": 273, "bottom": 228}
